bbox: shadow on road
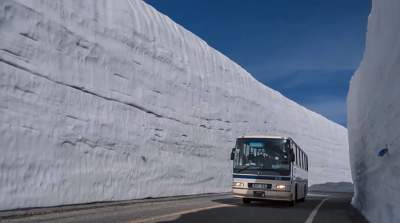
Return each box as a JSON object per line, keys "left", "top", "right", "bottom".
{"left": 309, "top": 182, "right": 354, "bottom": 193}
{"left": 314, "top": 194, "right": 369, "bottom": 223}
{"left": 212, "top": 197, "right": 309, "bottom": 209}
{"left": 158, "top": 197, "right": 318, "bottom": 223}
{"left": 158, "top": 194, "right": 369, "bottom": 223}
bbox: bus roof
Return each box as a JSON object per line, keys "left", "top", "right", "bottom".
{"left": 238, "top": 135, "right": 290, "bottom": 139}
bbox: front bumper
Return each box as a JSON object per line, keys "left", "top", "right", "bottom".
{"left": 232, "top": 188, "right": 293, "bottom": 201}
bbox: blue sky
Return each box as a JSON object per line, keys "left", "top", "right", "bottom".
{"left": 145, "top": 0, "right": 371, "bottom": 126}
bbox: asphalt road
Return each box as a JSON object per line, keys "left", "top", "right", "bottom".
{"left": 0, "top": 192, "right": 368, "bottom": 223}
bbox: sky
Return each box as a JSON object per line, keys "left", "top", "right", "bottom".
{"left": 145, "top": 0, "right": 371, "bottom": 126}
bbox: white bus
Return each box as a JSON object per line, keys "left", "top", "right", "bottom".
{"left": 230, "top": 135, "right": 308, "bottom": 205}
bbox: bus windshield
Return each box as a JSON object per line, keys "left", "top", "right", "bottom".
{"left": 233, "top": 138, "right": 290, "bottom": 175}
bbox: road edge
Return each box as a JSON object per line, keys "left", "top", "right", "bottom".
{"left": 0, "top": 192, "right": 232, "bottom": 220}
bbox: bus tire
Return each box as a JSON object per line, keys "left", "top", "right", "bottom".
{"left": 299, "top": 184, "right": 306, "bottom": 202}
{"left": 290, "top": 185, "right": 297, "bottom": 206}
{"left": 242, "top": 198, "right": 251, "bottom": 204}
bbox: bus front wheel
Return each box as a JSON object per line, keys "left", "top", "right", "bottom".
{"left": 242, "top": 198, "right": 251, "bottom": 204}
{"left": 290, "top": 185, "right": 298, "bottom": 206}
{"left": 299, "top": 184, "right": 307, "bottom": 202}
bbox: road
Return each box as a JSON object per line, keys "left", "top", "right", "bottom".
{"left": 0, "top": 192, "right": 367, "bottom": 223}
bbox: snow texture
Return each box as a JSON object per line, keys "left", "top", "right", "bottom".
{"left": 348, "top": 0, "right": 400, "bottom": 222}
{"left": 0, "top": 0, "right": 350, "bottom": 210}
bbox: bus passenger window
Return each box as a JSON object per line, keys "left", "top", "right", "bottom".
{"left": 306, "top": 156, "right": 308, "bottom": 171}
{"left": 300, "top": 151, "right": 303, "bottom": 169}
{"left": 299, "top": 150, "right": 302, "bottom": 169}
{"left": 298, "top": 150, "right": 301, "bottom": 168}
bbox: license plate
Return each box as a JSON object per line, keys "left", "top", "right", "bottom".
{"left": 251, "top": 183, "right": 271, "bottom": 190}
{"left": 253, "top": 191, "right": 265, "bottom": 197}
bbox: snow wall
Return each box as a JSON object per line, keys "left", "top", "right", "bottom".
{"left": 0, "top": 0, "right": 350, "bottom": 210}
{"left": 348, "top": 0, "right": 400, "bottom": 222}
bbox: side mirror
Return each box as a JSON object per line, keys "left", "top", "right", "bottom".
{"left": 230, "top": 148, "right": 235, "bottom": 160}
{"left": 285, "top": 140, "right": 291, "bottom": 150}
{"left": 289, "top": 150, "right": 295, "bottom": 162}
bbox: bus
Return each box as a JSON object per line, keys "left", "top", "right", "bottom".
{"left": 230, "top": 135, "right": 308, "bottom": 205}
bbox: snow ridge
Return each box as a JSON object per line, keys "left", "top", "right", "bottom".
{"left": 348, "top": 0, "right": 400, "bottom": 222}
{"left": 0, "top": 0, "right": 350, "bottom": 210}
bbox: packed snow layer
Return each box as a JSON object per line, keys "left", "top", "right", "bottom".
{"left": 347, "top": 0, "right": 400, "bottom": 222}
{"left": 0, "top": 0, "right": 350, "bottom": 210}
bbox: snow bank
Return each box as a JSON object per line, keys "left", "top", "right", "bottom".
{"left": 0, "top": 0, "right": 350, "bottom": 210}
{"left": 347, "top": 0, "right": 400, "bottom": 222}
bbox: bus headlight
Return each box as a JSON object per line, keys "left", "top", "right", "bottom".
{"left": 276, "top": 185, "right": 286, "bottom": 190}
{"left": 275, "top": 184, "right": 290, "bottom": 191}
{"left": 233, "top": 182, "right": 245, "bottom": 188}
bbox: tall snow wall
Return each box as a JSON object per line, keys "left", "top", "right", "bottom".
{"left": 348, "top": 0, "right": 400, "bottom": 222}
{"left": 0, "top": 0, "right": 350, "bottom": 210}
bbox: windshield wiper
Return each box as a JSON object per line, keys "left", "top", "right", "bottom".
{"left": 237, "top": 165, "right": 254, "bottom": 173}
{"left": 258, "top": 169, "right": 282, "bottom": 173}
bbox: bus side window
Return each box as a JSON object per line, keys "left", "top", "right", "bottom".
{"left": 297, "top": 147, "right": 301, "bottom": 168}
{"left": 299, "top": 149, "right": 302, "bottom": 169}
{"left": 298, "top": 149, "right": 301, "bottom": 168}
{"left": 300, "top": 150, "right": 303, "bottom": 169}
{"left": 306, "top": 156, "right": 308, "bottom": 171}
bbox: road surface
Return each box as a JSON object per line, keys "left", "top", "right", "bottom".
{"left": 0, "top": 192, "right": 368, "bottom": 223}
